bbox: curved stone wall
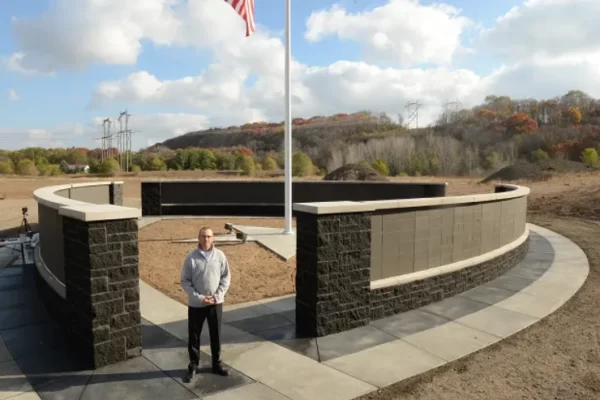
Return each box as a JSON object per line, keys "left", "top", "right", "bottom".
{"left": 140, "top": 180, "right": 448, "bottom": 216}
{"left": 32, "top": 181, "right": 142, "bottom": 369}
{"left": 292, "top": 184, "right": 530, "bottom": 337}
{"left": 33, "top": 181, "right": 125, "bottom": 286}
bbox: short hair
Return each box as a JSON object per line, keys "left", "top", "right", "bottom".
{"left": 199, "top": 227, "right": 213, "bottom": 236}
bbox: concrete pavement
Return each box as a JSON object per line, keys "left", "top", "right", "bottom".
{"left": 0, "top": 223, "right": 589, "bottom": 400}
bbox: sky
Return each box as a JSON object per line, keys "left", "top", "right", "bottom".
{"left": 0, "top": 0, "right": 599, "bottom": 151}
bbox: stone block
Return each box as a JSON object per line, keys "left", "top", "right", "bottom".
{"left": 141, "top": 182, "right": 161, "bottom": 216}
{"left": 109, "top": 183, "right": 124, "bottom": 206}
{"left": 57, "top": 216, "right": 143, "bottom": 369}
{"left": 295, "top": 211, "right": 372, "bottom": 337}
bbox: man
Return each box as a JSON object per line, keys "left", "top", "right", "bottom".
{"left": 180, "top": 227, "right": 231, "bottom": 382}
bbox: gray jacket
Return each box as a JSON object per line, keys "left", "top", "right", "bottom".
{"left": 180, "top": 246, "right": 231, "bottom": 308}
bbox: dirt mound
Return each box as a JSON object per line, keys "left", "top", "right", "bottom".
{"left": 480, "top": 160, "right": 591, "bottom": 183}
{"left": 323, "top": 163, "right": 389, "bottom": 181}
{"left": 529, "top": 185, "right": 600, "bottom": 220}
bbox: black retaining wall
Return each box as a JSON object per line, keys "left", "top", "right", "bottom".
{"left": 141, "top": 180, "right": 447, "bottom": 216}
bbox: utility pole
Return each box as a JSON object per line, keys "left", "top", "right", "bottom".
{"left": 442, "top": 99, "right": 462, "bottom": 124}
{"left": 101, "top": 118, "right": 112, "bottom": 162}
{"left": 405, "top": 101, "right": 421, "bottom": 129}
{"left": 123, "top": 110, "right": 132, "bottom": 172}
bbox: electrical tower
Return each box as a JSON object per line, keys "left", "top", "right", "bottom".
{"left": 442, "top": 99, "right": 462, "bottom": 124}
{"left": 117, "top": 110, "right": 133, "bottom": 172}
{"left": 101, "top": 118, "right": 113, "bottom": 161}
{"left": 405, "top": 101, "right": 421, "bottom": 129}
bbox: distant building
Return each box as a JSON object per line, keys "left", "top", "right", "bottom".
{"left": 67, "top": 164, "right": 90, "bottom": 174}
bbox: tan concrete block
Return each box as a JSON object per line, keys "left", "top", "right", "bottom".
{"left": 371, "top": 215, "right": 382, "bottom": 234}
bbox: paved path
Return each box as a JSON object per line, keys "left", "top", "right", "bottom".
{"left": 0, "top": 223, "right": 589, "bottom": 400}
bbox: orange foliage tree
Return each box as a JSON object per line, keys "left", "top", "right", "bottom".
{"left": 563, "top": 107, "right": 582, "bottom": 124}
{"left": 504, "top": 112, "right": 539, "bottom": 135}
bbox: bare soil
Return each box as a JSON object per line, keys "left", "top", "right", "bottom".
{"left": 138, "top": 218, "right": 296, "bottom": 305}
{"left": 3, "top": 171, "right": 600, "bottom": 398}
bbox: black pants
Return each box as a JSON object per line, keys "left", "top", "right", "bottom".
{"left": 188, "top": 304, "right": 223, "bottom": 367}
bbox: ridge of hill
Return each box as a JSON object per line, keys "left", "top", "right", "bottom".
{"left": 148, "top": 111, "right": 407, "bottom": 167}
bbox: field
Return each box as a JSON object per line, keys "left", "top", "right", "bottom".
{"left": 2, "top": 170, "right": 600, "bottom": 399}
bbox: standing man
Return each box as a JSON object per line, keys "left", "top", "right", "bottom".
{"left": 180, "top": 227, "right": 231, "bottom": 382}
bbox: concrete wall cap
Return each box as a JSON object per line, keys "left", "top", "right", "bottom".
{"left": 293, "top": 184, "right": 530, "bottom": 215}
{"left": 59, "top": 204, "right": 141, "bottom": 222}
{"left": 33, "top": 181, "right": 138, "bottom": 222}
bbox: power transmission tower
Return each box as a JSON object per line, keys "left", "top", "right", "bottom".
{"left": 405, "top": 101, "right": 421, "bottom": 129}
{"left": 442, "top": 99, "right": 462, "bottom": 124}
{"left": 101, "top": 118, "right": 113, "bottom": 161}
{"left": 116, "top": 110, "right": 133, "bottom": 172}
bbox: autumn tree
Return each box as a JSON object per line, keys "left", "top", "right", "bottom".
{"left": 292, "top": 152, "right": 314, "bottom": 177}
{"left": 262, "top": 156, "right": 278, "bottom": 171}
{"left": 563, "top": 107, "right": 582, "bottom": 124}
{"left": 504, "top": 112, "right": 538, "bottom": 135}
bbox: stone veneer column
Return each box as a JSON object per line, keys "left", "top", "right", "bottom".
{"left": 295, "top": 210, "right": 372, "bottom": 337}
{"left": 141, "top": 182, "right": 161, "bottom": 216}
{"left": 109, "top": 182, "right": 124, "bottom": 206}
{"left": 62, "top": 215, "right": 141, "bottom": 369}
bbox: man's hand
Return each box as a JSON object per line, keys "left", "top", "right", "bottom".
{"left": 202, "top": 296, "right": 215, "bottom": 304}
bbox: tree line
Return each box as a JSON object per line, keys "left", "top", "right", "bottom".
{"left": 2, "top": 90, "right": 600, "bottom": 178}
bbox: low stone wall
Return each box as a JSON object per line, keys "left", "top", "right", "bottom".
{"left": 370, "top": 238, "right": 529, "bottom": 320}
{"left": 293, "top": 184, "right": 530, "bottom": 337}
{"left": 141, "top": 180, "right": 447, "bottom": 216}
{"left": 32, "top": 181, "right": 142, "bottom": 369}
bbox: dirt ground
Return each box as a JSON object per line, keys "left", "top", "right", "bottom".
{"left": 138, "top": 218, "right": 296, "bottom": 305}
{"left": 2, "top": 170, "right": 600, "bottom": 398}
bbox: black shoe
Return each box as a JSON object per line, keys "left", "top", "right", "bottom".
{"left": 185, "top": 365, "right": 197, "bottom": 383}
{"left": 212, "top": 362, "right": 229, "bottom": 376}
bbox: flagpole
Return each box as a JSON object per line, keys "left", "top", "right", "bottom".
{"left": 283, "top": 0, "right": 293, "bottom": 234}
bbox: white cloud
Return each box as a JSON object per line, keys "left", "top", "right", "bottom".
{"left": 305, "top": 0, "right": 473, "bottom": 66}
{"left": 478, "top": 0, "right": 600, "bottom": 62}
{"left": 4, "top": 0, "right": 600, "bottom": 148}
{"left": 8, "top": 89, "right": 19, "bottom": 101}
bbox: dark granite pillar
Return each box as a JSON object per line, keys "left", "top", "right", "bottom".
{"left": 141, "top": 182, "right": 161, "bottom": 216}
{"left": 295, "top": 211, "right": 372, "bottom": 337}
{"left": 109, "top": 182, "right": 124, "bottom": 206}
{"left": 62, "top": 216, "right": 141, "bottom": 369}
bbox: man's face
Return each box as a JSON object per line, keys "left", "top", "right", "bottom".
{"left": 198, "top": 228, "right": 215, "bottom": 250}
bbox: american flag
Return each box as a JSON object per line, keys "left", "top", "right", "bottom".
{"left": 225, "top": 0, "right": 256, "bottom": 37}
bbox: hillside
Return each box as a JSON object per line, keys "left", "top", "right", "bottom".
{"left": 2, "top": 90, "right": 600, "bottom": 180}
{"left": 148, "top": 111, "right": 407, "bottom": 167}
{"left": 146, "top": 90, "right": 600, "bottom": 177}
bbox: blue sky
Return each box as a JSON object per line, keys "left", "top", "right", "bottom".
{"left": 0, "top": 0, "right": 592, "bottom": 150}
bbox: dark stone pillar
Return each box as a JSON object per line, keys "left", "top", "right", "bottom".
{"left": 62, "top": 216, "right": 141, "bottom": 369}
{"left": 109, "top": 182, "right": 124, "bottom": 206}
{"left": 295, "top": 211, "right": 372, "bottom": 337}
{"left": 141, "top": 182, "right": 161, "bottom": 216}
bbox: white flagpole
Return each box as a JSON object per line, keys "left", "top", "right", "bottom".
{"left": 283, "top": 0, "right": 293, "bottom": 234}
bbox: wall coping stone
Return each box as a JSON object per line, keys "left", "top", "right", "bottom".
{"left": 59, "top": 203, "right": 140, "bottom": 222}
{"left": 371, "top": 226, "right": 530, "bottom": 290}
{"left": 33, "top": 181, "right": 138, "bottom": 222}
{"left": 293, "top": 184, "right": 530, "bottom": 215}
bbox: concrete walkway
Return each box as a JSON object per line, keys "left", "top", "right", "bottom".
{"left": 139, "top": 223, "right": 589, "bottom": 399}
{"left": 0, "top": 223, "right": 589, "bottom": 400}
